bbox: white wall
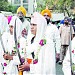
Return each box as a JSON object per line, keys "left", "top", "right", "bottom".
{"left": 51, "top": 13, "right": 65, "bottom": 21}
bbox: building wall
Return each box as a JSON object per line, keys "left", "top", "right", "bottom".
{"left": 8, "top": 0, "right": 34, "bottom": 14}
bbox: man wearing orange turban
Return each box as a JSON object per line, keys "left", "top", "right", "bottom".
{"left": 41, "top": 9, "right": 52, "bottom": 24}
{"left": 41, "top": 8, "right": 61, "bottom": 74}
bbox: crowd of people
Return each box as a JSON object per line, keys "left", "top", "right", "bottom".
{"left": 0, "top": 6, "right": 75, "bottom": 75}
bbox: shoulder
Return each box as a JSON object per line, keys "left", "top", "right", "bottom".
{"left": 2, "top": 32, "right": 9, "bottom": 39}
{"left": 24, "top": 18, "right": 30, "bottom": 23}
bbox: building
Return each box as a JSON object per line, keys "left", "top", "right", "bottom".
{"left": 8, "top": 0, "right": 35, "bottom": 14}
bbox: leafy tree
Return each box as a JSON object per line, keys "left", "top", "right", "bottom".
{"left": 37, "top": 0, "right": 75, "bottom": 16}
{"left": 0, "top": 0, "right": 17, "bottom": 13}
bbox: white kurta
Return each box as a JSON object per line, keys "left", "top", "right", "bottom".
{"left": 62, "top": 37, "right": 75, "bottom": 75}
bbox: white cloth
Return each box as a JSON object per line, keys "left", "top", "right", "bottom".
{"left": 34, "top": 24, "right": 61, "bottom": 75}
{"left": 24, "top": 12, "right": 61, "bottom": 75}
{"left": 62, "top": 37, "right": 75, "bottom": 75}
{"left": 0, "top": 13, "right": 9, "bottom": 34}
{"left": 0, "top": 32, "right": 19, "bottom": 75}
{"left": 43, "top": 24, "right": 60, "bottom": 74}
{"left": 9, "top": 16, "right": 30, "bottom": 39}
{"left": 0, "top": 31, "right": 28, "bottom": 75}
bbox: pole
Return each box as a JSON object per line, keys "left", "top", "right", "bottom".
{"left": 21, "top": 0, "right": 23, "bottom": 6}
{"left": 69, "top": 18, "right": 73, "bottom": 75}
{"left": 34, "top": 0, "right": 37, "bottom": 12}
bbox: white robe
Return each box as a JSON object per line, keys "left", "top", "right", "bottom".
{"left": 35, "top": 24, "right": 61, "bottom": 75}
{"left": 0, "top": 32, "right": 19, "bottom": 75}
{"left": 25, "top": 24, "right": 61, "bottom": 75}
{"left": 0, "top": 31, "right": 29, "bottom": 75}
{"left": 62, "top": 37, "right": 75, "bottom": 75}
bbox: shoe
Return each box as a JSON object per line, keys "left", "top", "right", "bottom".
{"left": 58, "top": 61, "right": 62, "bottom": 65}
{"left": 56, "top": 58, "right": 60, "bottom": 63}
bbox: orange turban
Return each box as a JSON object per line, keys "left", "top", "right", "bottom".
{"left": 41, "top": 9, "right": 52, "bottom": 18}
{"left": 17, "top": 6, "right": 26, "bottom": 16}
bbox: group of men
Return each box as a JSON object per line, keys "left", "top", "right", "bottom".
{"left": 0, "top": 5, "right": 74, "bottom": 75}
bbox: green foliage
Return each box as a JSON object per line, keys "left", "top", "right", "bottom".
{"left": 0, "top": 0, "right": 17, "bottom": 13}
{"left": 0, "top": 1, "right": 8, "bottom": 11}
{"left": 37, "top": 0, "right": 74, "bottom": 16}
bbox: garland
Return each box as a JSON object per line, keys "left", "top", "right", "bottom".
{"left": 33, "top": 39, "right": 46, "bottom": 64}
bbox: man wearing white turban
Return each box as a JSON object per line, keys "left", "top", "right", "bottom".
{"left": 0, "top": 13, "right": 9, "bottom": 74}
{"left": 17, "top": 12, "right": 47, "bottom": 74}
{"left": 0, "top": 16, "right": 27, "bottom": 75}
{"left": 18, "top": 11, "right": 60, "bottom": 75}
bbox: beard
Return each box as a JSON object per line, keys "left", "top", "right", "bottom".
{"left": 64, "top": 22, "right": 69, "bottom": 25}
{"left": 19, "top": 16, "right": 24, "bottom": 22}
{"left": 46, "top": 18, "right": 50, "bottom": 24}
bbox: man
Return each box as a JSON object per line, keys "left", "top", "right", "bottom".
{"left": 9, "top": 6, "right": 30, "bottom": 38}
{"left": 59, "top": 17, "right": 74, "bottom": 64}
{"left": 41, "top": 8, "right": 61, "bottom": 74}
{"left": 0, "top": 17, "right": 27, "bottom": 75}
{"left": 0, "top": 6, "right": 30, "bottom": 74}
{"left": 0, "top": 23, "right": 18, "bottom": 75}
{"left": 0, "top": 13, "right": 9, "bottom": 74}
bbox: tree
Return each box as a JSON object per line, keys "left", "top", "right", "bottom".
{"left": 37, "top": 0, "right": 75, "bottom": 17}
{"left": 0, "top": 0, "right": 17, "bottom": 13}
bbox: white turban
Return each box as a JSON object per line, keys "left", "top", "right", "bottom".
{"left": 31, "top": 12, "right": 47, "bottom": 44}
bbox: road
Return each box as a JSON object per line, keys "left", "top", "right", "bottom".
{"left": 56, "top": 63, "right": 64, "bottom": 75}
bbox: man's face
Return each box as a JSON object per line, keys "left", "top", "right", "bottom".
{"left": 64, "top": 19, "right": 69, "bottom": 25}
{"left": 17, "top": 11, "right": 24, "bottom": 22}
{"left": 30, "top": 23, "right": 37, "bottom": 35}
{"left": 17, "top": 11, "right": 24, "bottom": 18}
{"left": 43, "top": 13, "right": 50, "bottom": 24}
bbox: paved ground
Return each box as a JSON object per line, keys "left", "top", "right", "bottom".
{"left": 56, "top": 63, "right": 64, "bottom": 75}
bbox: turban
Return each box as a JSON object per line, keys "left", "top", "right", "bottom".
{"left": 17, "top": 6, "right": 26, "bottom": 16}
{"left": 64, "top": 17, "right": 69, "bottom": 22}
{"left": 7, "top": 16, "right": 12, "bottom": 24}
{"left": 41, "top": 9, "right": 52, "bottom": 18}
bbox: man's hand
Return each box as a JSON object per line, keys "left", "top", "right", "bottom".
{"left": 18, "top": 62, "right": 30, "bottom": 71}
{"left": 3, "top": 54, "right": 13, "bottom": 60}
{"left": 21, "top": 28, "right": 27, "bottom": 37}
